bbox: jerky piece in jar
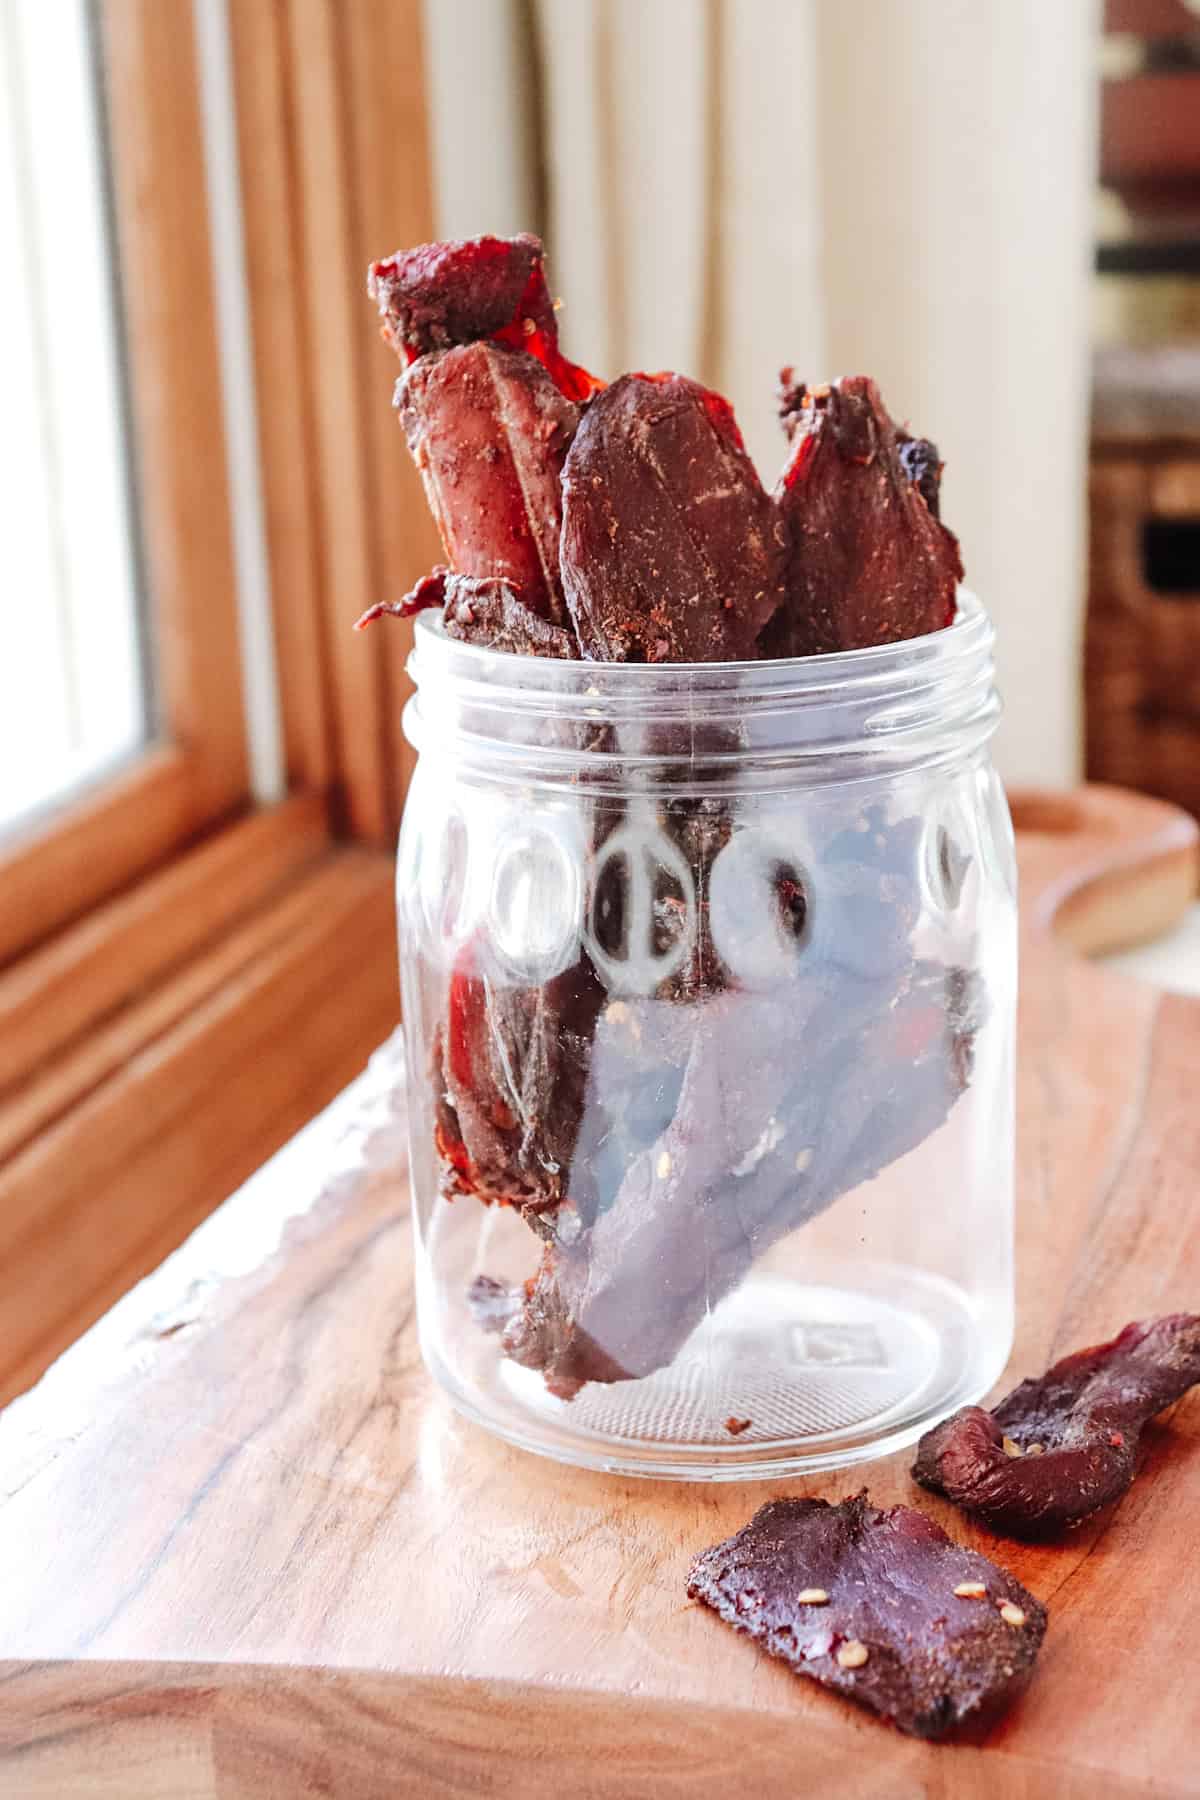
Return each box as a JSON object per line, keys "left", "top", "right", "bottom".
{"left": 501, "top": 989, "right": 793, "bottom": 1395}
{"left": 499, "top": 1241, "right": 633, "bottom": 1400}
{"left": 437, "top": 952, "right": 527, "bottom": 1209}
{"left": 687, "top": 1493, "right": 1046, "bottom": 1740}
{"left": 466, "top": 1273, "right": 523, "bottom": 1336}
{"left": 369, "top": 233, "right": 549, "bottom": 361}
{"left": 800, "top": 807, "right": 925, "bottom": 983}
{"left": 368, "top": 231, "right": 602, "bottom": 403}
{"left": 501, "top": 956, "right": 985, "bottom": 1397}
{"left": 355, "top": 565, "right": 450, "bottom": 628}
{"left": 431, "top": 1025, "right": 475, "bottom": 1204}
{"left": 443, "top": 574, "right": 580, "bottom": 659}
{"left": 497, "top": 813, "right": 976, "bottom": 1394}
{"left": 651, "top": 728, "right": 743, "bottom": 1005}
{"left": 560, "top": 373, "right": 787, "bottom": 663}
{"left": 780, "top": 372, "right": 945, "bottom": 525}
{"left": 896, "top": 431, "right": 944, "bottom": 519}
{"left": 586, "top": 788, "right": 731, "bottom": 1009}
{"left": 397, "top": 342, "right": 579, "bottom": 622}
{"left": 563, "top": 995, "right": 695, "bottom": 1230}
{"left": 357, "top": 569, "right": 579, "bottom": 657}
{"left": 913, "top": 1314, "right": 1200, "bottom": 1535}
{"left": 653, "top": 808, "right": 731, "bottom": 1002}
{"left": 765, "top": 375, "right": 962, "bottom": 655}
{"left": 438, "top": 937, "right": 607, "bottom": 1227}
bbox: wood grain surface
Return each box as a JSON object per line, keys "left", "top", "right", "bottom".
{"left": 1, "top": 785, "right": 1198, "bottom": 1799}
{"left": 0, "top": 846, "right": 399, "bottom": 1409}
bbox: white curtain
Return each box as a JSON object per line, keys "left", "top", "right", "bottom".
{"left": 422, "top": 0, "right": 1100, "bottom": 786}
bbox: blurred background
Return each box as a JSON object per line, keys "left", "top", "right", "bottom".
{"left": 1, "top": 0, "right": 1197, "bottom": 1397}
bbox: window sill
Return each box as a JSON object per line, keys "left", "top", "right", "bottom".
{"left": 0, "top": 831, "right": 398, "bottom": 1404}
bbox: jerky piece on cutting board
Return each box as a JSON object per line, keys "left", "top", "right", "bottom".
{"left": 766, "top": 375, "right": 962, "bottom": 656}
{"left": 913, "top": 1314, "right": 1200, "bottom": 1535}
{"left": 501, "top": 957, "right": 985, "bottom": 1397}
{"left": 687, "top": 1494, "right": 1046, "bottom": 1740}
{"left": 368, "top": 231, "right": 602, "bottom": 403}
{"left": 397, "top": 341, "right": 579, "bottom": 622}
{"left": 560, "top": 373, "right": 787, "bottom": 662}
{"left": 438, "top": 938, "right": 607, "bottom": 1226}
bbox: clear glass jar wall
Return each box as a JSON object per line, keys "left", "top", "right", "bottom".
{"left": 398, "top": 595, "right": 1016, "bottom": 1479}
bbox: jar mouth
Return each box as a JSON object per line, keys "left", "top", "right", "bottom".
{"left": 405, "top": 590, "right": 999, "bottom": 790}
{"left": 411, "top": 587, "right": 989, "bottom": 684}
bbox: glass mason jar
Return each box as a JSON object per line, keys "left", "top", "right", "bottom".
{"left": 398, "top": 594, "right": 1016, "bottom": 1480}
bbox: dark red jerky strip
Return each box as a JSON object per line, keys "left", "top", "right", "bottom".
{"left": 500, "top": 1242, "right": 632, "bottom": 1401}
{"left": 489, "top": 278, "right": 605, "bottom": 407}
{"left": 443, "top": 576, "right": 580, "bottom": 659}
{"left": 355, "top": 567, "right": 450, "bottom": 630}
{"left": 397, "top": 342, "right": 578, "bottom": 622}
{"left": 438, "top": 937, "right": 607, "bottom": 1228}
{"left": 913, "top": 1314, "right": 1200, "bottom": 1535}
{"left": 687, "top": 1495, "right": 1046, "bottom": 1740}
{"left": 497, "top": 817, "right": 969, "bottom": 1393}
{"left": 500, "top": 958, "right": 985, "bottom": 1398}
{"left": 368, "top": 234, "right": 553, "bottom": 363}
{"left": 559, "top": 373, "right": 787, "bottom": 663}
{"left": 431, "top": 1027, "right": 469, "bottom": 1199}
{"left": 766, "top": 375, "right": 962, "bottom": 656}
{"left": 439, "top": 946, "right": 530, "bottom": 1210}
{"left": 367, "top": 232, "right": 603, "bottom": 403}
{"left": 653, "top": 788, "right": 735, "bottom": 1004}
{"left": 359, "top": 569, "right": 580, "bottom": 658}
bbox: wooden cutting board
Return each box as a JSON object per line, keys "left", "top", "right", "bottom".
{"left": 1, "top": 784, "right": 1198, "bottom": 1800}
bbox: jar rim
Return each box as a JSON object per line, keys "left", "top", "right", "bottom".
{"left": 404, "top": 590, "right": 999, "bottom": 789}
{"left": 409, "top": 587, "right": 990, "bottom": 698}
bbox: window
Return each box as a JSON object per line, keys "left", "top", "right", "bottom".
{"left": 2, "top": 0, "right": 253, "bottom": 966}
{"left": 0, "top": 0, "right": 438, "bottom": 1402}
{"left": 1, "top": 0, "right": 146, "bottom": 836}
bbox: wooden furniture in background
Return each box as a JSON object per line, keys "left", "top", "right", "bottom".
{"left": 0, "top": 0, "right": 438, "bottom": 1404}
{"left": 1106, "top": 0, "right": 1200, "bottom": 29}
{"left": 1101, "top": 0, "right": 1200, "bottom": 215}
{"left": 2, "top": 785, "right": 1198, "bottom": 1797}
{"left": 1086, "top": 346, "right": 1200, "bottom": 820}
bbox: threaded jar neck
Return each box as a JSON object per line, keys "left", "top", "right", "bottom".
{"left": 404, "top": 591, "right": 999, "bottom": 793}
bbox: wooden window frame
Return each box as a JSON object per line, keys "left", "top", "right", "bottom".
{"left": 2, "top": 1, "right": 250, "bottom": 963}
{"left": 2, "top": 0, "right": 442, "bottom": 961}
{"left": 0, "top": 0, "right": 440, "bottom": 1401}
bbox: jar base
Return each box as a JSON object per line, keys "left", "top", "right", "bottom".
{"left": 422, "top": 1259, "right": 1012, "bottom": 1482}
